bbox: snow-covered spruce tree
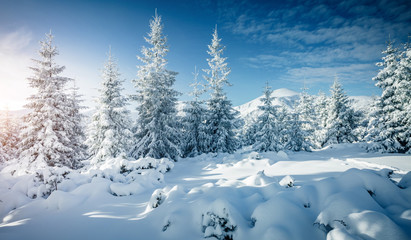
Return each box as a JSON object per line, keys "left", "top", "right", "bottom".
{"left": 323, "top": 78, "right": 357, "bottom": 145}
{"left": 19, "top": 32, "right": 79, "bottom": 169}
{"left": 67, "top": 83, "right": 87, "bottom": 167}
{"left": 252, "top": 82, "right": 281, "bottom": 152}
{"left": 0, "top": 109, "right": 20, "bottom": 161}
{"left": 313, "top": 90, "right": 329, "bottom": 147}
{"left": 181, "top": 67, "right": 209, "bottom": 157}
{"left": 284, "top": 108, "right": 312, "bottom": 151}
{"left": 241, "top": 117, "right": 258, "bottom": 147}
{"left": 87, "top": 49, "right": 133, "bottom": 164}
{"left": 397, "top": 42, "right": 411, "bottom": 153}
{"left": 366, "top": 40, "right": 405, "bottom": 153}
{"left": 131, "top": 12, "right": 181, "bottom": 160}
{"left": 295, "top": 85, "right": 316, "bottom": 146}
{"left": 203, "top": 27, "right": 239, "bottom": 154}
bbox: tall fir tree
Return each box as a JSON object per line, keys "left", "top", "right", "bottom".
{"left": 241, "top": 117, "right": 258, "bottom": 147}
{"left": 324, "top": 78, "right": 357, "bottom": 145}
{"left": 295, "top": 85, "right": 316, "bottom": 146}
{"left": 366, "top": 40, "right": 405, "bottom": 153}
{"left": 67, "top": 83, "right": 87, "bottom": 167}
{"left": 397, "top": 41, "right": 411, "bottom": 153}
{"left": 203, "top": 27, "right": 239, "bottom": 154}
{"left": 313, "top": 90, "right": 329, "bottom": 147}
{"left": 181, "top": 67, "right": 208, "bottom": 157}
{"left": 86, "top": 49, "right": 133, "bottom": 164}
{"left": 19, "top": 32, "right": 79, "bottom": 169}
{"left": 252, "top": 82, "right": 281, "bottom": 152}
{"left": 284, "top": 108, "right": 312, "bottom": 151}
{"left": 131, "top": 11, "right": 181, "bottom": 160}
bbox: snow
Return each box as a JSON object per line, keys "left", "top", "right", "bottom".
{"left": 1, "top": 143, "right": 410, "bottom": 240}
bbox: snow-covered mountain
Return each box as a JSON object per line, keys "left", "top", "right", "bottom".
{"left": 234, "top": 88, "right": 374, "bottom": 122}
{"left": 234, "top": 88, "right": 299, "bottom": 121}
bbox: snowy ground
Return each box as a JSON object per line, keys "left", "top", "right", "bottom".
{"left": 0, "top": 143, "right": 410, "bottom": 240}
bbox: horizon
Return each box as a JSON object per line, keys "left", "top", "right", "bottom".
{"left": 1, "top": 0, "right": 411, "bottom": 110}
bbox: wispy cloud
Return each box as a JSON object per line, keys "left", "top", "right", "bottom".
{"left": 220, "top": 0, "right": 411, "bottom": 87}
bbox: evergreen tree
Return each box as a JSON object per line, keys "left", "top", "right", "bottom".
{"left": 181, "top": 67, "right": 208, "bottom": 157}
{"left": 366, "top": 40, "right": 405, "bottom": 153}
{"left": 0, "top": 109, "right": 20, "bottom": 161}
{"left": 284, "top": 108, "right": 312, "bottom": 151}
{"left": 241, "top": 117, "right": 258, "bottom": 147}
{"left": 203, "top": 27, "right": 239, "bottom": 153}
{"left": 19, "top": 32, "right": 78, "bottom": 169}
{"left": 86, "top": 49, "right": 133, "bottom": 164}
{"left": 131, "top": 12, "right": 181, "bottom": 160}
{"left": 314, "top": 91, "right": 329, "bottom": 147}
{"left": 397, "top": 42, "right": 411, "bottom": 153}
{"left": 295, "top": 85, "right": 316, "bottom": 146}
{"left": 67, "top": 83, "right": 87, "bottom": 167}
{"left": 252, "top": 83, "right": 281, "bottom": 152}
{"left": 324, "top": 78, "right": 357, "bottom": 145}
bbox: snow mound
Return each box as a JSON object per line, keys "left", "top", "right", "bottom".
{"left": 279, "top": 175, "right": 294, "bottom": 188}
{"left": 243, "top": 170, "right": 276, "bottom": 186}
{"left": 277, "top": 150, "right": 289, "bottom": 160}
{"left": 248, "top": 151, "right": 261, "bottom": 160}
{"left": 398, "top": 171, "right": 411, "bottom": 189}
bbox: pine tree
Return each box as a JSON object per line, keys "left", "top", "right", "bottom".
{"left": 131, "top": 12, "right": 181, "bottom": 160}
{"left": 396, "top": 41, "right": 411, "bottom": 153}
{"left": 0, "top": 109, "right": 20, "bottom": 161}
{"left": 295, "top": 85, "right": 316, "bottom": 146}
{"left": 86, "top": 49, "right": 133, "bottom": 164}
{"left": 366, "top": 40, "right": 405, "bottom": 153}
{"left": 252, "top": 83, "right": 281, "bottom": 152}
{"left": 19, "top": 32, "right": 78, "bottom": 169}
{"left": 67, "top": 83, "right": 87, "bottom": 167}
{"left": 241, "top": 117, "right": 258, "bottom": 146}
{"left": 324, "top": 78, "right": 357, "bottom": 145}
{"left": 314, "top": 91, "right": 329, "bottom": 147}
{"left": 284, "top": 108, "right": 312, "bottom": 151}
{"left": 181, "top": 67, "right": 208, "bottom": 157}
{"left": 203, "top": 27, "right": 239, "bottom": 154}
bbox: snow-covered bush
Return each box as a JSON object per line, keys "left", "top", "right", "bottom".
{"left": 87, "top": 155, "right": 174, "bottom": 184}
{"left": 149, "top": 189, "right": 166, "bottom": 208}
{"left": 29, "top": 167, "right": 72, "bottom": 198}
{"left": 279, "top": 175, "right": 294, "bottom": 188}
{"left": 201, "top": 200, "right": 237, "bottom": 240}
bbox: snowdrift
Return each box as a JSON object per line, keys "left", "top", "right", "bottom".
{"left": 0, "top": 146, "right": 410, "bottom": 240}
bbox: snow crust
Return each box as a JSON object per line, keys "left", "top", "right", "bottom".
{"left": 0, "top": 144, "right": 410, "bottom": 240}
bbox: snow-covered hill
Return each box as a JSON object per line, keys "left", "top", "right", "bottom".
{"left": 234, "top": 88, "right": 374, "bottom": 122}
{"left": 234, "top": 88, "right": 299, "bottom": 121}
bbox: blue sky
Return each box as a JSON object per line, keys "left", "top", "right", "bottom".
{"left": 0, "top": 0, "right": 410, "bottom": 110}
